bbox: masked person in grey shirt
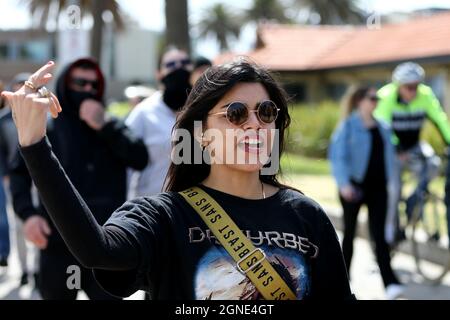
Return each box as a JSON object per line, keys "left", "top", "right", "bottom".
{"left": 126, "top": 47, "right": 193, "bottom": 199}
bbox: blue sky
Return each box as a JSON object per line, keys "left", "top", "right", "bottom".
{"left": 1, "top": 0, "right": 450, "bottom": 58}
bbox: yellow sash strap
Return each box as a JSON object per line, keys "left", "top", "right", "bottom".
{"left": 179, "top": 186, "right": 297, "bottom": 300}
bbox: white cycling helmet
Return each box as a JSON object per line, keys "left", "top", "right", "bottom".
{"left": 392, "top": 62, "right": 425, "bottom": 84}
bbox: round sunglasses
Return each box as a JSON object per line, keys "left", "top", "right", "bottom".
{"left": 208, "top": 100, "right": 280, "bottom": 126}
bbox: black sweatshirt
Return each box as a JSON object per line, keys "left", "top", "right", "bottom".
{"left": 9, "top": 57, "right": 148, "bottom": 255}
{"left": 20, "top": 138, "right": 354, "bottom": 300}
{"left": 10, "top": 118, "right": 148, "bottom": 252}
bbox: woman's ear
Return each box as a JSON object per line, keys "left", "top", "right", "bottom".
{"left": 194, "top": 125, "right": 208, "bottom": 147}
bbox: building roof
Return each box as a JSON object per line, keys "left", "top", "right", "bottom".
{"left": 215, "top": 12, "right": 450, "bottom": 71}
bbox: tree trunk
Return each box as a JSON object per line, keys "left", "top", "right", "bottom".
{"left": 165, "top": 0, "right": 191, "bottom": 54}
{"left": 90, "top": 0, "right": 104, "bottom": 62}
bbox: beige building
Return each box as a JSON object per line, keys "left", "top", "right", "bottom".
{"left": 0, "top": 29, "right": 54, "bottom": 82}
{"left": 216, "top": 12, "right": 450, "bottom": 110}
{"left": 0, "top": 27, "right": 160, "bottom": 100}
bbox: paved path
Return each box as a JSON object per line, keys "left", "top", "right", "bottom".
{"left": 344, "top": 232, "right": 450, "bottom": 299}
{"left": 1, "top": 210, "right": 450, "bottom": 300}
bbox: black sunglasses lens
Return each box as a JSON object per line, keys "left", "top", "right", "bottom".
{"left": 91, "top": 81, "right": 99, "bottom": 90}
{"left": 258, "top": 101, "right": 278, "bottom": 123}
{"left": 165, "top": 59, "right": 191, "bottom": 69}
{"left": 72, "top": 78, "right": 86, "bottom": 87}
{"left": 181, "top": 58, "right": 191, "bottom": 66}
{"left": 72, "top": 78, "right": 99, "bottom": 90}
{"left": 227, "top": 102, "right": 248, "bottom": 125}
{"left": 165, "top": 61, "right": 176, "bottom": 69}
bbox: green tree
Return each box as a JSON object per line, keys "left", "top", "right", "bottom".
{"left": 246, "top": 0, "right": 292, "bottom": 24}
{"left": 197, "top": 3, "right": 241, "bottom": 51}
{"left": 25, "top": 0, "right": 124, "bottom": 61}
{"left": 293, "top": 0, "right": 365, "bottom": 25}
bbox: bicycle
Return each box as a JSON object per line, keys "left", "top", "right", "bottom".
{"left": 396, "top": 157, "right": 450, "bottom": 284}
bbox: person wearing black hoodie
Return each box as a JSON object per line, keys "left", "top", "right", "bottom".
{"left": 0, "top": 73, "right": 40, "bottom": 287}
{"left": 9, "top": 58, "right": 148, "bottom": 300}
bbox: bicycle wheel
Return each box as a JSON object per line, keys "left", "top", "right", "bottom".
{"left": 410, "top": 192, "right": 450, "bottom": 284}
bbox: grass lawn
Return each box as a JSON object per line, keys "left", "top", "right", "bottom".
{"left": 279, "top": 153, "right": 448, "bottom": 226}
{"left": 280, "top": 173, "right": 339, "bottom": 207}
{"left": 281, "top": 153, "right": 331, "bottom": 176}
{"left": 280, "top": 153, "right": 339, "bottom": 207}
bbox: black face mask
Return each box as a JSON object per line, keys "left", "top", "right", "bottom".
{"left": 66, "top": 89, "right": 98, "bottom": 117}
{"left": 161, "top": 69, "right": 192, "bottom": 111}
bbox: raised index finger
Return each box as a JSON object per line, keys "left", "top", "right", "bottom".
{"left": 28, "top": 61, "right": 56, "bottom": 87}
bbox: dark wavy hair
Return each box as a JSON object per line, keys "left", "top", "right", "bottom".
{"left": 164, "top": 59, "right": 296, "bottom": 192}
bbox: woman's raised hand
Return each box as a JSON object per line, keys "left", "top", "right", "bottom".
{"left": 1, "top": 61, "right": 62, "bottom": 146}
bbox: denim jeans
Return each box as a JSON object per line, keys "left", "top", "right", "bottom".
{"left": 0, "top": 181, "right": 10, "bottom": 260}
{"left": 385, "top": 142, "right": 440, "bottom": 244}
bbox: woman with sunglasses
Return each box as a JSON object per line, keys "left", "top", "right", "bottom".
{"left": 2, "top": 59, "right": 353, "bottom": 300}
{"left": 329, "top": 86, "right": 404, "bottom": 300}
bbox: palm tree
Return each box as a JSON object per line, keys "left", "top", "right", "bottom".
{"left": 165, "top": 0, "right": 190, "bottom": 54}
{"left": 25, "top": 0, "right": 124, "bottom": 61}
{"left": 197, "top": 4, "right": 241, "bottom": 51}
{"left": 293, "top": 0, "right": 365, "bottom": 25}
{"left": 246, "top": 0, "right": 292, "bottom": 24}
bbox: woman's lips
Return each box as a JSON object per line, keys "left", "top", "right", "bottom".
{"left": 237, "top": 136, "right": 265, "bottom": 154}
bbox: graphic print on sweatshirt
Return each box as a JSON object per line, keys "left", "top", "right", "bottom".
{"left": 194, "top": 246, "right": 311, "bottom": 300}
{"left": 189, "top": 226, "right": 319, "bottom": 300}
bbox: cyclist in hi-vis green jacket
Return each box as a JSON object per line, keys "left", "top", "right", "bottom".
{"left": 374, "top": 62, "right": 450, "bottom": 246}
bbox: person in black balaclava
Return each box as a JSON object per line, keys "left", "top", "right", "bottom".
{"left": 125, "top": 47, "right": 192, "bottom": 200}
{"left": 160, "top": 49, "right": 192, "bottom": 112}
{"left": 9, "top": 58, "right": 148, "bottom": 300}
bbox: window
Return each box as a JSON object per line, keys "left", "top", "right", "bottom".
{"left": 283, "top": 83, "right": 306, "bottom": 102}
{"left": 325, "top": 83, "right": 347, "bottom": 101}
{"left": 18, "top": 40, "right": 51, "bottom": 62}
{"left": 0, "top": 44, "right": 7, "bottom": 58}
